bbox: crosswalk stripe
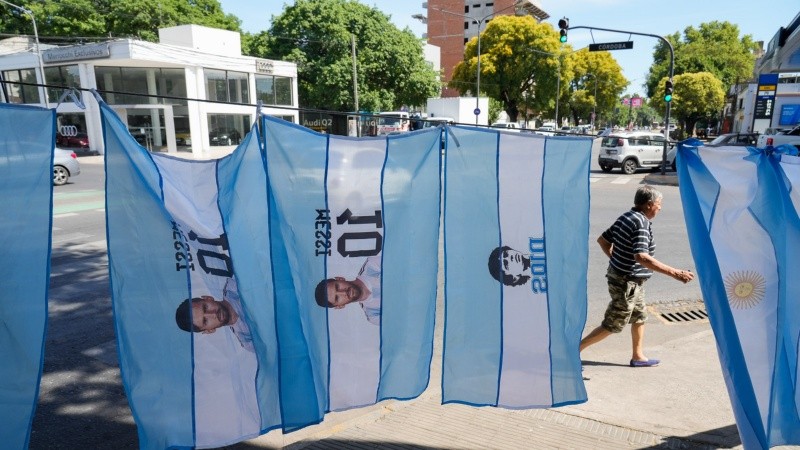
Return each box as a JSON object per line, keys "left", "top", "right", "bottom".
{"left": 611, "top": 177, "right": 631, "bottom": 184}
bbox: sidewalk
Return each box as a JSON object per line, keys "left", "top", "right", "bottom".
{"left": 239, "top": 321, "right": 740, "bottom": 450}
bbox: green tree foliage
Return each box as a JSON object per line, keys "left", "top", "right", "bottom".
{"left": 656, "top": 72, "right": 724, "bottom": 136}
{"left": 645, "top": 21, "right": 758, "bottom": 98}
{"left": 0, "top": 0, "right": 240, "bottom": 42}
{"left": 251, "top": 0, "right": 438, "bottom": 112}
{"left": 563, "top": 49, "right": 627, "bottom": 127}
{"left": 449, "top": 15, "right": 562, "bottom": 122}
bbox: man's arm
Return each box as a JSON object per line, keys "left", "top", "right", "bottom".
{"left": 634, "top": 253, "right": 694, "bottom": 283}
{"left": 597, "top": 235, "right": 613, "bottom": 259}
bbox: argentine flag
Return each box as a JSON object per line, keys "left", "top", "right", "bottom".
{"left": 101, "top": 101, "right": 281, "bottom": 448}
{"left": 0, "top": 104, "right": 54, "bottom": 449}
{"left": 677, "top": 141, "right": 800, "bottom": 449}
{"left": 442, "top": 127, "right": 590, "bottom": 408}
{"left": 262, "top": 118, "right": 441, "bottom": 429}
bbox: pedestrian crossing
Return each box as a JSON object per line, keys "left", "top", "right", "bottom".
{"left": 589, "top": 174, "right": 641, "bottom": 184}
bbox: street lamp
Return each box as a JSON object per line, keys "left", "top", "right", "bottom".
{"left": 0, "top": 0, "right": 47, "bottom": 107}
{"left": 428, "top": 0, "right": 523, "bottom": 124}
{"left": 585, "top": 72, "right": 598, "bottom": 129}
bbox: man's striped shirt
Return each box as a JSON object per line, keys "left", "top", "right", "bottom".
{"left": 601, "top": 208, "right": 655, "bottom": 279}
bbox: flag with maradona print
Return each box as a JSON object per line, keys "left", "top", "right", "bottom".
{"left": 442, "top": 126, "right": 590, "bottom": 408}
{"left": 677, "top": 140, "right": 800, "bottom": 449}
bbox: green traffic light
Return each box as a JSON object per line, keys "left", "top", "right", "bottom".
{"left": 664, "top": 94, "right": 672, "bottom": 102}
{"left": 560, "top": 35, "right": 567, "bottom": 43}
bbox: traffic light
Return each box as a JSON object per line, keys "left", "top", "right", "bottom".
{"left": 558, "top": 17, "right": 569, "bottom": 43}
{"left": 664, "top": 79, "right": 673, "bottom": 102}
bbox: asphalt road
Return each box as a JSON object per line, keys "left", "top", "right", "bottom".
{"left": 30, "top": 147, "right": 703, "bottom": 449}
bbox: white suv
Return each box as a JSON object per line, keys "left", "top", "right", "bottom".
{"left": 598, "top": 131, "right": 675, "bottom": 174}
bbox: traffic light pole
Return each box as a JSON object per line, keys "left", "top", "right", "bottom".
{"left": 567, "top": 25, "right": 674, "bottom": 174}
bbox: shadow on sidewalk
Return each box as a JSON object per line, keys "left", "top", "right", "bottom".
{"left": 641, "top": 424, "right": 741, "bottom": 449}
{"left": 581, "top": 359, "right": 630, "bottom": 368}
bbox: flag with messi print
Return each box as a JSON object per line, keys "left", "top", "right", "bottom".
{"left": 0, "top": 104, "right": 55, "bottom": 449}
{"left": 101, "top": 100, "right": 280, "bottom": 449}
{"left": 262, "top": 117, "right": 441, "bottom": 429}
{"left": 677, "top": 140, "right": 800, "bottom": 449}
{"left": 442, "top": 126, "right": 590, "bottom": 408}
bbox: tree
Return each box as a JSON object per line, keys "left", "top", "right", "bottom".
{"left": 645, "top": 21, "right": 758, "bottom": 98}
{"left": 251, "top": 0, "right": 438, "bottom": 112}
{"left": 563, "top": 49, "right": 627, "bottom": 127}
{"left": 655, "top": 72, "right": 724, "bottom": 137}
{"left": 449, "top": 15, "right": 564, "bottom": 123}
{"left": 0, "top": 0, "right": 240, "bottom": 42}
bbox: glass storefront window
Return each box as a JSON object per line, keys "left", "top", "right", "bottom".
{"left": 1, "top": 68, "right": 40, "bottom": 104}
{"left": 208, "top": 113, "right": 250, "bottom": 146}
{"left": 94, "top": 67, "right": 187, "bottom": 106}
{"left": 205, "top": 69, "right": 250, "bottom": 104}
{"left": 45, "top": 65, "right": 81, "bottom": 104}
{"left": 255, "top": 74, "right": 293, "bottom": 106}
{"left": 275, "top": 77, "right": 292, "bottom": 105}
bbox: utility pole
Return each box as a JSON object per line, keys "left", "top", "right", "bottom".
{"left": 351, "top": 34, "right": 359, "bottom": 136}
{"left": 567, "top": 23, "right": 674, "bottom": 174}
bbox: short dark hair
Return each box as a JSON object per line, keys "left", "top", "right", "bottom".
{"left": 314, "top": 279, "right": 335, "bottom": 307}
{"left": 488, "top": 246, "right": 531, "bottom": 287}
{"left": 175, "top": 298, "right": 200, "bottom": 332}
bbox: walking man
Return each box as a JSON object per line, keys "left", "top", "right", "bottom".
{"left": 579, "top": 185, "right": 694, "bottom": 367}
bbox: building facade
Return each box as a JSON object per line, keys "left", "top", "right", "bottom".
{"left": 0, "top": 25, "right": 298, "bottom": 157}
{"left": 422, "top": 0, "right": 549, "bottom": 98}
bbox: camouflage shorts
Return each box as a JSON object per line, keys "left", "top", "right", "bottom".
{"left": 601, "top": 267, "right": 648, "bottom": 333}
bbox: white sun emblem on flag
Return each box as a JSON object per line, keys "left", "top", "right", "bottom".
{"left": 723, "top": 271, "right": 766, "bottom": 309}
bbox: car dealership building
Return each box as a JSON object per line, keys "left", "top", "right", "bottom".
{"left": 0, "top": 24, "right": 298, "bottom": 157}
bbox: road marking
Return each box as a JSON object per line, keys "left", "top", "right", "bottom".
{"left": 53, "top": 190, "right": 103, "bottom": 200}
{"left": 53, "top": 200, "right": 106, "bottom": 215}
{"left": 611, "top": 177, "right": 631, "bottom": 184}
{"left": 53, "top": 212, "right": 78, "bottom": 219}
{"left": 589, "top": 178, "right": 600, "bottom": 183}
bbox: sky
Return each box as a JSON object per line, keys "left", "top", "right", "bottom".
{"left": 219, "top": 0, "right": 799, "bottom": 96}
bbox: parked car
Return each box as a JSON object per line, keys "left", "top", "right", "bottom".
{"left": 706, "top": 133, "right": 759, "bottom": 147}
{"left": 598, "top": 131, "right": 674, "bottom": 174}
{"left": 175, "top": 132, "right": 192, "bottom": 146}
{"left": 56, "top": 132, "right": 89, "bottom": 149}
{"left": 490, "top": 121, "right": 522, "bottom": 132}
{"left": 757, "top": 124, "right": 800, "bottom": 149}
{"left": 53, "top": 147, "right": 81, "bottom": 185}
{"left": 209, "top": 128, "right": 241, "bottom": 146}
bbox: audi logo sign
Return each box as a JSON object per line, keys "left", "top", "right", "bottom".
{"left": 60, "top": 125, "right": 79, "bottom": 137}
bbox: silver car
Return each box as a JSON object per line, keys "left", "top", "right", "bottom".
{"left": 54, "top": 147, "right": 81, "bottom": 185}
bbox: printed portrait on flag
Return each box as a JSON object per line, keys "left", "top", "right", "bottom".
{"left": 443, "top": 127, "right": 589, "bottom": 409}
{"left": 102, "top": 100, "right": 280, "bottom": 448}
{"left": 263, "top": 117, "right": 441, "bottom": 421}
{"left": 152, "top": 155, "right": 261, "bottom": 444}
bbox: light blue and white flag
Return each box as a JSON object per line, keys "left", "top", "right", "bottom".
{"left": 263, "top": 118, "right": 441, "bottom": 428}
{"left": 677, "top": 141, "right": 800, "bottom": 449}
{"left": 0, "top": 104, "right": 54, "bottom": 449}
{"left": 442, "top": 127, "right": 590, "bottom": 408}
{"left": 101, "top": 101, "right": 280, "bottom": 449}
